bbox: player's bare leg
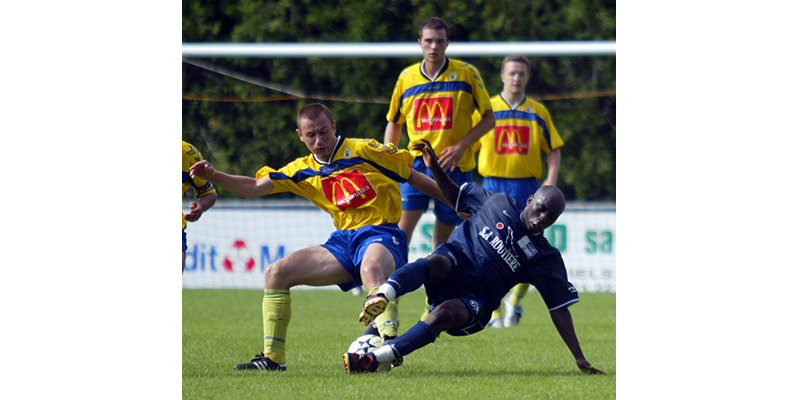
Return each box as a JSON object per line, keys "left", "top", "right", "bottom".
{"left": 358, "top": 243, "right": 399, "bottom": 340}
{"left": 236, "top": 246, "right": 350, "bottom": 370}
{"left": 397, "top": 209, "right": 424, "bottom": 243}
{"left": 431, "top": 220, "right": 456, "bottom": 250}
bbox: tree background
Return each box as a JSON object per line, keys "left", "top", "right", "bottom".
{"left": 182, "top": 0, "right": 616, "bottom": 200}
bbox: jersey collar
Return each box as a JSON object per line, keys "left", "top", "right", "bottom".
{"left": 500, "top": 92, "right": 527, "bottom": 110}
{"left": 420, "top": 57, "right": 449, "bottom": 81}
{"left": 314, "top": 136, "right": 342, "bottom": 165}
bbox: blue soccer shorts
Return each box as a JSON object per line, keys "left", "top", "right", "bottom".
{"left": 322, "top": 224, "right": 408, "bottom": 292}
{"left": 423, "top": 243, "right": 492, "bottom": 336}
{"left": 482, "top": 176, "right": 540, "bottom": 211}
{"left": 401, "top": 157, "right": 472, "bottom": 226}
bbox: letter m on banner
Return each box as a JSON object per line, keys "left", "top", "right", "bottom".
{"left": 495, "top": 125, "right": 531, "bottom": 155}
{"left": 321, "top": 169, "right": 377, "bottom": 211}
{"left": 413, "top": 97, "right": 453, "bottom": 131}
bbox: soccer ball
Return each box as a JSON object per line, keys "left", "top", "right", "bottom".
{"left": 347, "top": 334, "right": 383, "bottom": 355}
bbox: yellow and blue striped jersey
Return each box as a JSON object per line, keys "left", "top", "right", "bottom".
{"left": 386, "top": 57, "right": 493, "bottom": 172}
{"left": 182, "top": 141, "right": 216, "bottom": 229}
{"left": 256, "top": 137, "right": 414, "bottom": 231}
{"left": 472, "top": 95, "right": 564, "bottom": 179}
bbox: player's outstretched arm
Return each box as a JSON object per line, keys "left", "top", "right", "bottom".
{"left": 190, "top": 160, "right": 274, "bottom": 198}
{"left": 411, "top": 139, "right": 460, "bottom": 207}
{"left": 407, "top": 170, "right": 448, "bottom": 207}
{"left": 549, "top": 307, "right": 604, "bottom": 374}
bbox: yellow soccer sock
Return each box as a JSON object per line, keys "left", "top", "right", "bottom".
{"left": 490, "top": 310, "right": 502, "bottom": 320}
{"left": 420, "top": 299, "right": 431, "bottom": 321}
{"left": 262, "top": 289, "right": 291, "bottom": 364}
{"left": 508, "top": 283, "right": 530, "bottom": 307}
{"left": 375, "top": 299, "right": 399, "bottom": 338}
{"left": 368, "top": 287, "right": 399, "bottom": 338}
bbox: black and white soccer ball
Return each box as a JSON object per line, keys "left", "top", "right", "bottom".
{"left": 347, "top": 334, "right": 383, "bottom": 355}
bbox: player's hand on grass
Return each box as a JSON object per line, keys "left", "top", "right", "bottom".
{"left": 190, "top": 160, "right": 216, "bottom": 181}
{"left": 576, "top": 358, "right": 603, "bottom": 374}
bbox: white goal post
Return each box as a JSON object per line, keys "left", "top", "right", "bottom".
{"left": 182, "top": 41, "right": 616, "bottom": 58}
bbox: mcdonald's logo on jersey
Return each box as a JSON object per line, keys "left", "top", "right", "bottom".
{"left": 413, "top": 97, "right": 453, "bottom": 131}
{"left": 494, "top": 125, "right": 531, "bottom": 155}
{"left": 321, "top": 169, "right": 377, "bottom": 211}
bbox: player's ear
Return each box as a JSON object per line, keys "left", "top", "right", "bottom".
{"left": 296, "top": 129, "right": 302, "bottom": 138}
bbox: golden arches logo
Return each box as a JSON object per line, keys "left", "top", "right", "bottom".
{"left": 322, "top": 170, "right": 377, "bottom": 210}
{"left": 414, "top": 97, "right": 453, "bottom": 130}
{"left": 329, "top": 177, "right": 369, "bottom": 206}
{"left": 495, "top": 126, "right": 530, "bottom": 155}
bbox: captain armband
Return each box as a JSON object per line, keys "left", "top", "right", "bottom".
{"left": 195, "top": 182, "right": 215, "bottom": 197}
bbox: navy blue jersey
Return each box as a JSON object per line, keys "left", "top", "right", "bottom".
{"left": 446, "top": 183, "right": 578, "bottom": 313}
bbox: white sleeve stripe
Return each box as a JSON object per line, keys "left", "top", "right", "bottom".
{"left": 454, "top": 182, "right": 469, "bottom": 212}
{"left": 547, "top": 298, "right": 580, "bottom": 312}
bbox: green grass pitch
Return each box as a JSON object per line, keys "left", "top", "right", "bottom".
{"left": 183, "top": 288, "right": 615, "bottom": 399}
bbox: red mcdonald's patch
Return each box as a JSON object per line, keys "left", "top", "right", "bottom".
{"left": 413, "top": 97, "right": 453, "bottom": 131}
{"left": 494, "top": 125, "right": 530, "bottom": 155}
{"left": 321, "top": 169, "right": 377, "bottom": 210}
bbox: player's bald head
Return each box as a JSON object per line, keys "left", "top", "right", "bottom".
{"left": 536, "top": 186, "right": 565, "bottom": 219}
{"left": 521, "top": 186, "right": 566, "bottom": 234}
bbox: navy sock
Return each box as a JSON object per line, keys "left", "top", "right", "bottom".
{"left": 390, "top": 321, "right": 437, "bottom": 358}
{"left": 386, "top": 258, "right": 431, "bottom": 298}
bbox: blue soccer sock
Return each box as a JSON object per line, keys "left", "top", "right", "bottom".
{"left": 380, "top": 258, "right": 431, "bottom": 300}
{"left": 374, "top": 320, "right": 437, "bottom": 364}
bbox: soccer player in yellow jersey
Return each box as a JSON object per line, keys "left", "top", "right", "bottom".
{"left": 384, "top": 17, "right": 495, "bottom": 253}
{"left": 182, "top": 141, "right": 217, "bottom": 273}
{"left": 471, "top": 55, "right": 564, "bottom": 328}
{"left": 190, "top": 103, "right": 444, "bottom": 371}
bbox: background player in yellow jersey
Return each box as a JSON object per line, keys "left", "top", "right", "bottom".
{"left": 190, "top": 103, "right": 444, "bottom": 371}
{"left": 384, "top": 16, "right": 495, "bottom": 253}
{"left": 182, "top": 141, "right": 217, "bottom": 273}
{"left": 472, "top": 55, "right": 564, "bottom": 328}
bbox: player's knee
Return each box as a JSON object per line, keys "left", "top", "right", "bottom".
{"left": 427, "top": 303, "right": 468, "bottom": 332}
{"left": 426, "top": 255, "right": 451, "bottom": 286}
{"left": 263, "top": 260, "right": 290, "bottom": 287}
{"left": 360, "top": 262, "right": 391, "bottom": 289}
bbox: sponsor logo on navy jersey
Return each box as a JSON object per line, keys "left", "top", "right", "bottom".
{"left": 478, "top": 226, "right": 521, "bottom": 272}
{"left": 517, "top": 235, "right": 537, "bottom": 259}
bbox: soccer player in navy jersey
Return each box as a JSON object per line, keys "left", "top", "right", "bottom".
{"left": 473, "top": 55, "right": 565, "bottom": 328}
{"left": 344, "top": 139, "right": 602, "bottom": 374}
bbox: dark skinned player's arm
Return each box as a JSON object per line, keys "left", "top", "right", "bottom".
{"left": 411, "top": 139, "right": 461, "bottom": 209}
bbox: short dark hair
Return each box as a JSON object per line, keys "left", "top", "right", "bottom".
{"left": 502, "top": 55, "right": 531, "bottom": 75}
{"left": 418, "top": 17, "right": 450, "bottom": 40}
{"left": 297, "top": 103, "right": 334, "bottom": 130}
